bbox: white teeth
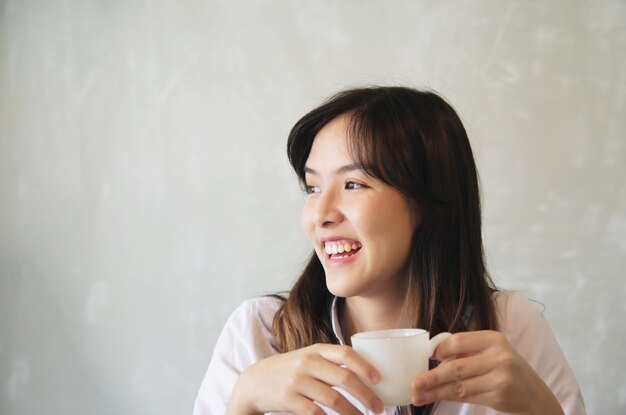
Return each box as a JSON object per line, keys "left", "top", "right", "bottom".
{"left": 323, "top": 241, "right": 361, "bottom": 256}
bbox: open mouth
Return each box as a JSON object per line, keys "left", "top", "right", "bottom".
{"left": 324, "top": 240, "right": 362, "bottom": 260}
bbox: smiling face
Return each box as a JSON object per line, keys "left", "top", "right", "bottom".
{"left": 300, "top": 114, "right": 418, "bottom": 301}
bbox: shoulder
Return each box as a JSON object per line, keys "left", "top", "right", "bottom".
{"left": 228, "top": 295, "right": 285, "bottom": 326}
{"left": 222, "top": 295, "right": 285, "bottom": 345}
{"left": 492, "top": 289, "right": 541, "bottom": 315}
{"left": 493, "top": 289, "right": 542, "bottom": 312}
{"left": 492, "top": 290, "right": 546, "bottom": 340}
{"left": 208, "top": 296, "right": 286, "bottom": 386}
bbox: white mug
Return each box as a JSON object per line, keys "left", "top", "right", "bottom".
{"left": 351, "top": 329, "right": 451, "bottom": 406}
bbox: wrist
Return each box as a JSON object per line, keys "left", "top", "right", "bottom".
{"left": 518, "top": 374, "right": 564, "bottom": 415}
{"left": 226, "top": 372, "right": 261, "bottom": 415}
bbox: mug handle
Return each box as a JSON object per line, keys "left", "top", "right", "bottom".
{"left": 429, "top": 332, "right": 452, "bottom": 359}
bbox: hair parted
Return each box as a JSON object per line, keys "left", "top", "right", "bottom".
{"left": 273, "top": 85, "right": 498, "bottom": 414}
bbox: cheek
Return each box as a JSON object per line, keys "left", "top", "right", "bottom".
{"left": 373, "top": 206, "right": 415, "bottom": 250}
{"left": 300, "top": 204, "right": 314, "bottom": 240}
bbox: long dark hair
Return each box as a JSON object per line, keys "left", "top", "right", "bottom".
{"left": 273, "top": 86, "right": 498, "bottom": 414}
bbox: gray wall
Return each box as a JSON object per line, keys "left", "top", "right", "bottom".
{"left": 1, "top": 0, "right": 624, "bottom": 414}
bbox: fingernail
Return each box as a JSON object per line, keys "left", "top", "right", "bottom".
{"left": 413, "top": 393, "right": 426, "bottom": 406}
{"left": 370, "top": 370, "right": 380, "bottom": 383}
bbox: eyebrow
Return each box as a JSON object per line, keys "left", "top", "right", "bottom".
{"left": 304, "top": 163, "right": 362, "bottom": 176}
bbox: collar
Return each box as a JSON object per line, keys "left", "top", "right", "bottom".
{"left": 330, "top": 296, "right": 347, "bottom": 345}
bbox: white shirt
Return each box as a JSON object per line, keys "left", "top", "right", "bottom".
{"left": 193, "top": 291, "right": 586, "bottom": 415}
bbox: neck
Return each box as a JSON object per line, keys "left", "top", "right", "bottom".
{"left": 340, "top": 293, "right": 408, "bottom": 345}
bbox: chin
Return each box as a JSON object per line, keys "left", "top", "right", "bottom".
{"left": 325, "top": 276, "right": 361, "bottom": 298}
{"left": 324, "top": 276, "right": 347, "bottom": 297}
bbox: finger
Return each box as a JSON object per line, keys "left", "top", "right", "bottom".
{"left": 433, "top": 331, "right": 504, "bottom": 361}
{"left": 315, "top": 345, "right": 381, "bottom": 384}
{"left": 310, "top": 358, "right": 384, "bottom": 413}
{"left": 413, "top": 354, "right": 493, "bottom": 392}
{"left": 287, "top": 394, "right": 327, "bottom": 415}
{"left": 412, "top": 373, "right": 496, "bottom": 406}
{"left": 296, "top": 377, "right": 363, "bottom": 415}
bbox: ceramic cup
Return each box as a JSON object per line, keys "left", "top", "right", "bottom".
{"left": 351, "top": 329, "right": 451, "bottom": 406}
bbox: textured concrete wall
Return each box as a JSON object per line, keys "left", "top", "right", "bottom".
{"left": 1, "top": 1, "right": 624, "bottom": 413}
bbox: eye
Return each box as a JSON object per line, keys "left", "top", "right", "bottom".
{"left": 305, "top": 184, "right": 320, "bottom": 194}
{"left": 345, "top": 181, "right": 364, "bottom": 190}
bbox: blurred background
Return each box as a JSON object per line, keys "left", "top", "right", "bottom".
{"left": 1, "top": 0, "right": 624, "bottom": 413}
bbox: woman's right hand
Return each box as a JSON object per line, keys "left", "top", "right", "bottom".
{"left": 226, "top": 343, "right": 385, "bottom": 415}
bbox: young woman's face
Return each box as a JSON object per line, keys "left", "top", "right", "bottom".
{"left": 300, "top": 114, "right": 418, "bottom": 301}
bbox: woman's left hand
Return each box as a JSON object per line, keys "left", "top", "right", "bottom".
{"left": 411, "top": 330, "right": 564, "bottom": 414}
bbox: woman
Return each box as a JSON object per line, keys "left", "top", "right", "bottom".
{"left": 193, "top": 86, "right": 586, "bottom": 414}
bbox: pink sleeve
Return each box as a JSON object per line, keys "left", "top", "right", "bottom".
{"left": 496, "top": 291, "right": 587, "bottom": 415}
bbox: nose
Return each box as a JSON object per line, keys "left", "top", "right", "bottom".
{"left": 310, "top": 189, "right": 344, "bottom": 228}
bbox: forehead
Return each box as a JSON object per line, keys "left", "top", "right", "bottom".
{"left": 305, "top": 115, "right": 354, "bottom": 170}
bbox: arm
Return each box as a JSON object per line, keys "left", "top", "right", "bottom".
{"left": 193, "top": 297, "right": 384, "bottom": 415}
{"left": 411, "top": 291, "right": 586, "bottom": 414}
{"left": 193, "top": 299, "right": 269, "bottom": 415}
{"left": 226, "top": 343, "right": 384, "bottom": 415}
